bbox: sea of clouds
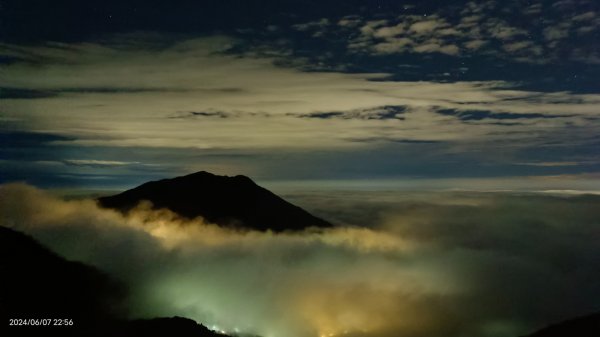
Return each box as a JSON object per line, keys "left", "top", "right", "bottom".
{"left": 1, "top": 183, "right": 599, "bottom": 337}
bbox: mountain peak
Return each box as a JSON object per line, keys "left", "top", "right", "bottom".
{"left": 174, "top": 171, "right": 254, "bottom": 184}
{"left": 98, "top": 171, "right": 332, "bottom": 232}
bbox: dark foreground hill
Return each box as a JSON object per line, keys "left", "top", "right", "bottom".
{"left": 0, "top": 226, "right": 230, "bottom": 337}
{"left": 522, "top": 312, "right": 600, "bottom": 337}
{"left": 98, "top": 171, "right": 332, "bottom": 231}
{"left": 115, "top": 316, "right": 229, "bottom": 337}
{"left": 0, "top": 226, "right": 126, "bottom": 329}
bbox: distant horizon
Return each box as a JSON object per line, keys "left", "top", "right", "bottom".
{"left": 16, "top": 172, "right": 600, "bottom": 196}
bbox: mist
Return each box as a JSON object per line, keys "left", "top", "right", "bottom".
{"left": 1, "top": 183, "right": 599, "bottom": 337}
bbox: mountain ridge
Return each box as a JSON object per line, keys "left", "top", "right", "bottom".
{"left": 0, "top": 225, "right": 232, "bottom": 337}
{"left": 98, "top": 171, "right": 332, "bottom": 232}
{"left": 522, "top": 312, "right": 600, "bottom": 337}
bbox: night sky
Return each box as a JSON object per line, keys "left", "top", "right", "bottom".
{"left": 1, "top": 0, "right": 600, "bottom": 189}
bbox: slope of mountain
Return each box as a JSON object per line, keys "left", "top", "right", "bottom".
{"left": 0, "top": 226, "right": 125, "bottom": 336}
{"left": 522, "top": 312, "right": 600, "bottom": 337}
{"left": 0, "top": 226, "right": 232, "bottom": 337}
{"left": 116, "top": 316, "right": 229, "bottom": 337}
{"left": 98, "top": 171, "right": 332, "bottom": 231}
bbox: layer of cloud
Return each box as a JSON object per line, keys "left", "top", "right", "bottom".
{"left": 1, "top": 35, "right": 599, "bottom": 154}
{"left": 343, "top": 0, "right": 600, "bottom": 64}
{"left": 63, "top": 159, "right": 142, "bottom": 167}
{"left": 1, "top": 183, "right": 599, "bottom": 337}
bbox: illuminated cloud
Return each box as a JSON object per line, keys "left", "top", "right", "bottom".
{"left": 63, "top": 159, "right": 142, "bottom": 167}
{"left": 1, "top": 35, "right": 599, "bottom": 155}
{"left": 344, "top": 0, "right": 599, "bottom": 64}
{"left": 293, "top": 18, "right": 330, "bottom": 32}
{"left": 2, "top": 183, "right": 599, "bottom": 337}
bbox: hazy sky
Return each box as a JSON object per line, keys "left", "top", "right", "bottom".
{"left": 1, "top": 0, "right": 599, "bottom": 189}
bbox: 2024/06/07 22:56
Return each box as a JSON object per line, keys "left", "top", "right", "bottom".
{"left": 8, "top": 318, "right": 73, "bottom": 326}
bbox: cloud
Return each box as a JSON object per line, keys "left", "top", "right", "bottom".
{"left": 63, "top": 159, "right": 142, "bottom": 167}
{"left": 168, "top": 111, "right": 234, "bottom": 119}
{"left": 413, "top": 42, "right": 460, "bottom": 56}
{"left": 524, "top": 3, "right": 543, "bottom": 15}
{"left": 344, "top": 0, "right": 599, "bottom": 64}
{"left": 1, "top": 183, "right": 599, "bottom": 337}
{"left": 543, "top": 26, "right": 569, "bottom": 41}
{"left": 409, "top": 18, "right": 447, "bottom": 35}
{"left": 485, "top": 19, "right": 528, "bottom": 40}
{"left": 356, "top": 15, "right": 463, "bottom": 56}
{"left": 2, "top": 35, "right": 599, "bottom": 155}
{"left": 293, "top": 18, "right": 330, "bottom": 32}
{"left": 371, "top": 24, "right": 405, "bottom": 39}
{"left": 463, "top": 39, "right": 488, "bottom": 50}
{"left": 371, "top": 38, "right": 413, "bottom": 54}
{"left": 295, "top": 106, "right": 407, "bottom": 120}
{"left": 502, "top": 41, "right": 534, "bottom": 53}
{"left": 297, "top": 112, "right": 345, "bottom": 119}
{"left": 435, "top": 108, "right": 573, "bottom": 121}
{"left": 515, "top": 161, "right": 582, "bottom": 167}
{"left": 337, "top": 16, "right": 362, "bottom": 28}
{"left": 572, "top": 11, "right": 596, "bottom": 21}
{"left": 2, "top": 32, "right": 600, "bottom": 185}
{"left": 358, "top": 20, "right": 389, "bottom": 36}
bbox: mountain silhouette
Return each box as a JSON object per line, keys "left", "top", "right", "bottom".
{"left": 98, "top": 171, "right": 332, "bottom": 231}
{"left": 0, "top": 226, "right": 231, "bottom": 337}
{"left": 0, "top": 226, "right": 125, "bottom": 336}
{"left": 522, "top": 312, "right": 600, "bottom": 337}
{"left": 115, "top": 316, "right": 229, "bottom": 337}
